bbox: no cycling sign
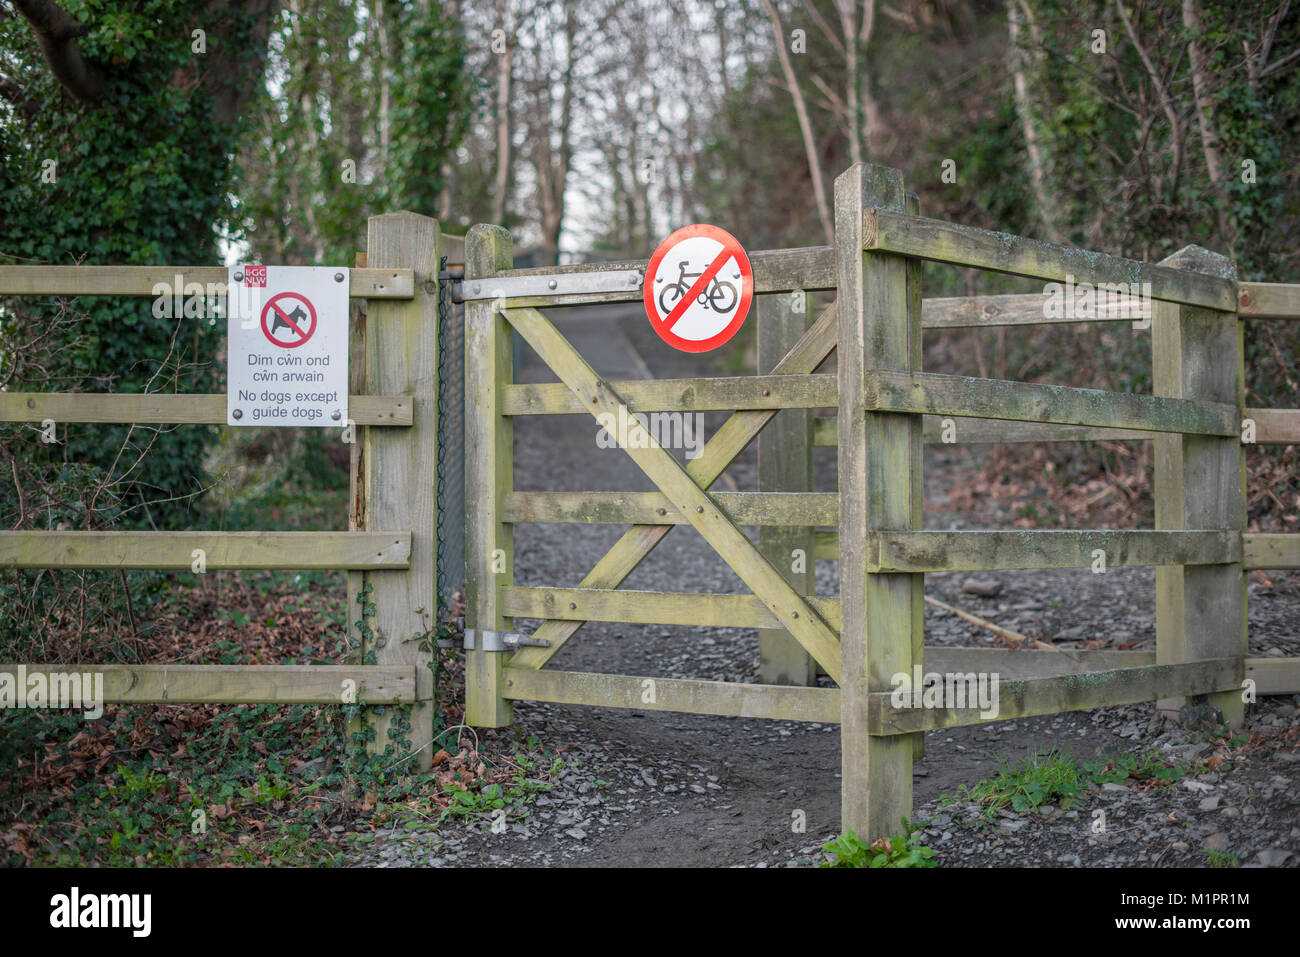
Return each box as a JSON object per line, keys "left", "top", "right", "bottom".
{"left": 644, "top": 224, "right": 754, "bottom": 353}
{"left": 227, "top": 266, "right": 349, "bottom": 427}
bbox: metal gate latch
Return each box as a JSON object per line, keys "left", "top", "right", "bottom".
{"left": 463, "top": 629, "right": 551, "bottom": 652}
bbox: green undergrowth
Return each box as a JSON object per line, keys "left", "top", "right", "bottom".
{"left": 0, "top": 699, "right": 558, "bottom": 867}
{"left": 819, "top": 821, "right": 936, "bottom": 868}
{"left": 939, "top": 746, "right": 1208, "bottom": 821}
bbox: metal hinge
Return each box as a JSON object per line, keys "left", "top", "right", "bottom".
{"left": 451, "top": 269, "right": 643, "bottom": 304}
{"left": 463, "top": 629, "right": 551, "bottom": 652}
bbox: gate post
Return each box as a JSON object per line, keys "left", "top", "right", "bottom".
{"left": 464, "top": 225, "right": 515, "bottom": 727}
{"left": 757, "top": 291, "right": 817, "bottom": 686}
{"left": 354, "top": 213, "right": 440, "bottom": 769}
{"left": 1153, "top": 246, "right": 1246, "bottom": 727}
{"left": 835, "top": 163, "right": 922, "bottom": 840}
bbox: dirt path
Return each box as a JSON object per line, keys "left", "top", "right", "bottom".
{"left": 352, "top": 304, "right": 1299, "bottom": 868}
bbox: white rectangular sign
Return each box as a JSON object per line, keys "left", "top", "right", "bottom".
{"left": 226, "top": 265, "right": 349, "bottom": 428}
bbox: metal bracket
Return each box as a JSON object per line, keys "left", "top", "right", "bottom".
{"left": 463, "top": 629, "right": 551, "bottom": 652}
{"left": 452, "top": 269, "right": 643, "bottom": 304}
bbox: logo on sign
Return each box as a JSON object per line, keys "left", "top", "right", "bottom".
{"left": 244, "top": 265, "right": 268, "bottom": 287}
{"left": 643, "top": 224, "right": 753, "bottom": 353}
{"left": 261, "top": 292, "right": 318, "bottom": 348}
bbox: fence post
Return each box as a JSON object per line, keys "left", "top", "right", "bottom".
{"left": 1153, "top": 246, "right": 1246, "bottom": 727}
{"left": 464, "top": 225, "right": 515, "bottom": 727}
{"left": 356, "top": 213, "right": 439, "bottom": 769}
{"left": 835, "top": 163, "right": 922, "bottom": 841}
{"left": 757, "top": 290, "right": 816, "bottom": 686}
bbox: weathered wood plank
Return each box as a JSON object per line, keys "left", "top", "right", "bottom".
{"left": 501, "top": 373, "right": 836, "bottom": 415}
{"left": 1243, "top": 534, "right": 1300, "bottom": 569}
{"left": 1153, "top": 246, "right": 1246, "bottom": 724}
{"left": 502, "top": 305, "right": 843, "bottom": 680}
{"left": 1247, "top": 408, "right": 1300, "bottom": 444}
{"left": 0, "top": 393, "right": 412, "bottom": 426}
{"left": 868, "top": 659, "right": 1240, "bottom": 734}
{"left": 503, "top": 491, "right": 838, "bottom": 526}
{"left": 814, "top": 414, "right": 1159, "bottom": 445}
{"left": 0, "top": 664, "right": 416, "bottom": 704}
{"left": 0, "top": 265, "right": 414, "bottom": 299}
{"left": 501, "top": 585, "right": 842, "bottom": 631}
{"left": 836, "top": 163, "right": 917, "bottom": 842}
{"left": 501, "top": 668, "right": 840, "bottom": 723}
{"left": 862, "top": 370, "right": 1237, "bottom": 436}
{"left": 920, "top": 293, "right": 1150, "bottom": 327}
{"left": 868, "top": 530, "right": 1238, "bottom": 572}
{"left": 506, "top": 301, "right": 840, "bottom": 672}
{"left": 926, "top": 647, "right": 1155, "bottom": 677}
{"left": 1238, "top": 282, "right": 1300, "bottom": 319}
{"left": 758, "top": 290, "right": 817, "bottom": 686}
{"left": 464, "top": 225, "right": 516, "bottom": 728}
{"left": 863, "top": 209, "right": 1237, "bottom": 311}
{"left": 355, "top": 214, "right": 440, "bottom": 765}
{"left": 0, "top": 531, "right": 410, "bottom": 570}
{"left": 1245, "top": 657, "right": 1300, "bottom": 695}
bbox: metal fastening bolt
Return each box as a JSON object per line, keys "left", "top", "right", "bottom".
{"left": 26, "top": 398, "right": 35, "bottom": 408}
{"left": 507, "top": 680, "right": 513, "bottom": 687}
{"left": 629, "top": 273, "right": 639, "bottom": 285}
{"left": 472, "top": 284, "right": 481, "bottom": 295}
{"left": 791, "top": 611, "right": 799, "bottom": 619}
{"left": 656, "top": 507, "right": 667, "bottom": 516}
{"left": 569, "top": 602, "right": 577, "bottom": 610}
{"left": 233, "top": 271, "right": 244, "bottom": 282}
{"left": 696, "top": 506, "right": 704, "bottom": 513}
{"left": 548, "top": 279, "right": 558, "bottom": 290}
{"left": 335, "top": 272, "right": 344, "bottom": 283}
{"left": 331, "top": 410, "right": 342, "bottom": 421}
{"left": 762, "top": 388, "right": 771, "bottom": 397}
{"left": 232, "top": 409, "right": 243, "bottom": 420}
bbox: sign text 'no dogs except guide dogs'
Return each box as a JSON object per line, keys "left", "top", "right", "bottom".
{"left": 643, "top": 224, "right": 754, "bottom": 353}
{"left": 227, "top": 266, "right": 349, "bottom": 427}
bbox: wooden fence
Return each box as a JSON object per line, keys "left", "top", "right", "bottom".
{"left": 0, "top": 212, "right": 458, "bottom": 770}
{"left": 463, "top": 162, "right": 1300, "bottom": 841}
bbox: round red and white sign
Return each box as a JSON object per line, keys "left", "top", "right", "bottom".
{"left": 643, "top": 224, "right": 753, "bottom": 353}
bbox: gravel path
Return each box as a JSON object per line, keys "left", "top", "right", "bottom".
{"left": 352, "top": 304, "right": 1299, "bottom": 868}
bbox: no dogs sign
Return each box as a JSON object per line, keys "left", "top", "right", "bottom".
{"left": 227, "top": 266, "right": 349, "bottom": 427}
{"left": 644, "top": 224, "right": 753, "bottom": 353}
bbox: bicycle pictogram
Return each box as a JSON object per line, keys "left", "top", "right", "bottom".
{"left": 657, "top": 259, "right": 739, "bottom": 317}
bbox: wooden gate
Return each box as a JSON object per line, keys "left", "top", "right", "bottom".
{"left": 463, "top": 162, "right": 1300, "bottom": 841}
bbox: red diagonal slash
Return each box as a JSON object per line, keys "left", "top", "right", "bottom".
{"left": 661, "top": 245, "right": 734, "bottom": 331}
{"left": 270, "top": 301, "right": 307, "bottom": 339}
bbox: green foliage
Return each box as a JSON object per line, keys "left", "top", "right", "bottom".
{"left": 0, "top": 2, "right": 267, "bottom": 528}
{"left": 1205, "top": 848, "right": 1241, "bottom": 869}
{"left": 237, "top": 0, "right": 470, "bottom": 266}
{"left": 820, "top": 822, "right": 936, "bottom": 868}
{"left": 953, "top": 750, "right": 1088, "bottom": 819}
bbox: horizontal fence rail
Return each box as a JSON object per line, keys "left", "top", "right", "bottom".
{"left": 865, "top": 530, "right": 1239, "bottom": 572}
{"left": 502, "top": 373, "right": 836, "bottom": 414}
{"left": 0, "top": 664, "right": 417, "bottom": 704}
{"left": 0, "top": 265, "right": 414, "bottom": 299}
{"left": 0, "top": 531, "right": 412, "bottom": 570}
{"left": 861, "top": 209, "right": 1238, "bottom": 311}
{"left": 868, "top": 659, "right": 1241, "bottom": 734}
{"left": 862, "top": 370, "right": 1238, "bottom": 436}
{"left": 503, "top": 491, "right": 838, "bottom": 526}
{"left": 501, "top": 584, "right": 843, "bottom": 631}
{"left": 0, "top": 393, "right": 412, "bottom": 426}
{"left": 812, "top": 409, "right": 1299, "bottom": 445}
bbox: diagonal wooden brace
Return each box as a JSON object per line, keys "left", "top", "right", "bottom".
{"left": 501, "top": 305, "right": 843, "bottom": 682}
{"left": 508, "top": 301, "right": 840, "bottom": 671}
